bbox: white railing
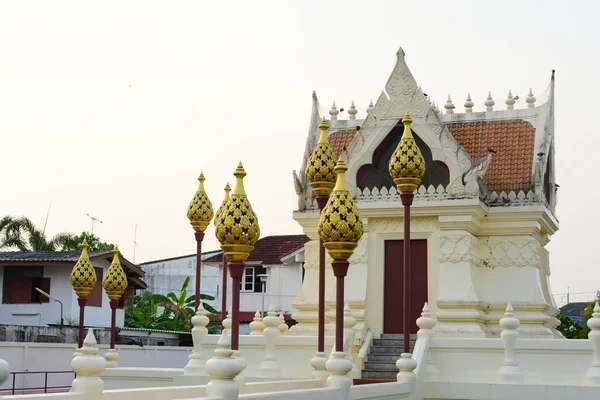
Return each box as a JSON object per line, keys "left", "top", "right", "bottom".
{"left": 485, "top": 190, "right": 537, "bottom": 206}
{"left": 355, "top": 184, "right": 448, "bottom": 202}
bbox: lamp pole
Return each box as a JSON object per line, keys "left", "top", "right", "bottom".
{"left": 215, "top": 183, "right": 231, "bottom": 324}
{"left": 388, "top": 111, "right": 425, "bottom": 354}
{"left": 318, "top": 157, "right": 363, "bottom": 395}
{"left": 102, "top": 246, "right": 128, "bottom": 368}
{"left": 215, "top": 162, "right": 260, "bottom": 352}
{"left": 69, "top": 240, "right": 96, "bottom": 349}
{"left": 258, "top": 274, "right": 269, "bottom": 318}
{"left": 35, "top": 287, "right": 63, "bottom": 327}
{"left": 305, "top": 117, "right": 337, "bottom": 379}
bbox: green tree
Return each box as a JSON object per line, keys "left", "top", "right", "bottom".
{"left": 69, "top": 232, "right": 114, "bottom": 251}
{"left": 125, "top": 277, "right": 219, "bottom": 333}
{"left": 557, "top": 292, "right": 600, "bottom": 339}
{"left": 0, "top": 215, "right": 75, "bottom": 251}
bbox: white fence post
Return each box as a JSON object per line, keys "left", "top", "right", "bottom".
{"left": 343, "top": 303, "right": 359, "bottom": 378}
{"left": 206, "top": 331, "right": 241, "bottom": 400}
{"left": 184, "top": 302, "right": 210, "bottom": 375}
{"left": 250, "top": 310, "right": 264, "bottom": 335}
{"left": 585, "top": 301, "right": 600, "bottom": 385}
{"left": 71, "top": 329, "right": 106, "bottom": 400}
{"left": 498, "top": 303, "right": 523, "bottom": 383}
{"left": 0, "top": 358, "right": 9, "bottom": 400}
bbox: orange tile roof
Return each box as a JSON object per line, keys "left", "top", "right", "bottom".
{"left": 325, "top": 120, "right": 535, "bottom": 193}
{"left": 446, "top": 120, "right": 535, "bottom": 192}
{"left": 328, "top": 129, "right": 357, "bottom": 159}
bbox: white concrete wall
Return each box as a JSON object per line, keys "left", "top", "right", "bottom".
{"left": 0, "top": 261, "right": 123, "bottom": 328}
{"left": 140, "top": 256, "right": 219, "bottom": 309}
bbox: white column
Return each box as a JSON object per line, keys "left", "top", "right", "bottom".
{"left": 585, "top": 301, "right": 600, "bottom": 385}
{"left": 206, "top": 332, "right": 242, "bottom": 400}
{"left": 71, "top": 329, "right": 106, "bottom": 400}
{"left": 184, "top": 302, "right": 210, "bottom": 375}
{"left": 498, "top": 303, "right": 523, "bottom": 383}
{"left": 259, "top": 304, "right": 281, "bottom": 378}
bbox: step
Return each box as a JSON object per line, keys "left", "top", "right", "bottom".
{"left": 380, "top": 334, "right": 418, "bottom": 340}
{"left": 368, "top": 346, "right": 404, "bottom": 355}
{"left": 361, "top": 370, "right": 398, "bottom": 380}
{"left": 372, "top": 339, "right": 416, "bottom": 347}
{"left": 364, "top": 361, "right": 397, "bottom": 370}
{"left": 353, "top": 378, "right": 395, "bottom": 385}
{"left": 366, "top": 354, "right": 400, "bottom": 362}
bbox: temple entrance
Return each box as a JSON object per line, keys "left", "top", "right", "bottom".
{"left": 383, "top": 240, "right": 428, "bottom": 334}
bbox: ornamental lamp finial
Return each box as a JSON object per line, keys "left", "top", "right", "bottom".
{"left": 102, "top": 245, "right": 128, "bottom": 300}
{"left": 388, "top": 111, "right": 425, "bottom": 193}
{"left": 215, "top": 163, "right": 260, "bottom": 261}
{"left": 305, "top": 118, "right": 336, "bottom": 197}
{"left": 318, "top": 157, "right": 363, "bottom": 260}
{"left": 69, "top": 239, "right": 97, "bottom": 298}
{"left": 187, "top": 172, "right": 214, "bottom": 232}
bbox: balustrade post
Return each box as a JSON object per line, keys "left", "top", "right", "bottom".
{"left": 0, "top": 358, "right": 8, "bottom": 400}
{"left": 278, "top": 313, "right": 289, "bottom": 335}
{"left": 249, "top": 310, "right": 265, "bottom": 335}
{"left": 71, "top": 329, "right": 106, "bottom": 400}
{"left": 585, "top": 301, "right": 600, "bottom": 385}
{"left": 184, "top": 302, "right": 210, "bottom": 375}
{"left": 259, "top": 304, "right": 281, "bottom": 378}
{"left": 498, "top": 303, "right": 522, "bottom": 383}
{"left": 343, "top": 303, "right": 359, "bottom": 378}
{"left": 206, "top": 332, "right": 241, "bottom": 400}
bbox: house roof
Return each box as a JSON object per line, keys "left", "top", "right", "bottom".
{"left": 139, "top": 249, "right": 222, "bottom": 266}
{"left": 0, "top": 250, "right": 147, "bottom": 288}
{"left": 559, "top": 302, "right": 590, "bottom": 318}
{"left": 326, "top": 119, "right": 536, "bottom": 192}
{"left": 203, "top": 234, "right": 310, "bottom": 264}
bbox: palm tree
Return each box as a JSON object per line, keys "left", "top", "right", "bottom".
{"left": 0, "top": 215, "right": 76, "bottom": 252}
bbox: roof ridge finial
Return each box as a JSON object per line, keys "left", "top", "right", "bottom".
{"left": 348, "top": 101, "right": 357, "bottom": 120}
{"left": 329, "top": 101, "right": 339, "bottom": 120}
{"left": 526, "top": 88, "right": 536, "bottom": 108}
{"left": 366, "top": 99, "right": 374, "bottom": 114}
{"left": 505, "top": 90, "right": 515, "bottom": 110}
{"left": 444, "top": 95, "right": 455, "bottom": 114}
{"left": 485, "top": 92, "right": 495, "bottom": 112}
{"left": 464, "top": 93, "right": 474, "bottom": 113}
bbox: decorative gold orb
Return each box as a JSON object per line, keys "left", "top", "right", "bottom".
{"left": 388, "top": 112, "right": 425, "bottom": 192}
{"left": 318, "top": 157, "right": 363, "bottom": 260}
{"left": 214, "top": 162, "right": 260, "bottom": 261}
{"left": 102, "top": 246, "right": 128, "bottom": 301}
{"left": 187, "top": 172, "right": 214, "bottom": 232}
{"left": 69, "top": 240, "right": 97, "bottom": 298}
{"left": 305, "top": 118, "right": 336, "bottom": 196}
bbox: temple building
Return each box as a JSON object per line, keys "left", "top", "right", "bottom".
{"left": 290, "top": 47, "right": 559, "bottom": 342}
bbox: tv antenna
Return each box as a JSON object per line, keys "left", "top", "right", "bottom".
{"left": 86, "top": 214, "right": 103, "bottom": 234}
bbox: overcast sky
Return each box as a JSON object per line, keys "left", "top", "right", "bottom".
{"left": 1, "top": 1, "right": 598, "bottom": 305}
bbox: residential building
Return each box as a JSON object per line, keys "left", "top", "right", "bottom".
{"left": 0, "top": 251, "right": 146, "bottom": 328}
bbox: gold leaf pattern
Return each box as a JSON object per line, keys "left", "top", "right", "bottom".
{"left": 305, "top": 118, "right": 336, "bottom": 196}
{"left": 215, "top": 162, "right": 260, "bottom": 261}
{"left": 69, "top": 240, "right": 97, "bottom": 298}
{"left": 389, "top": 112, "right": 425, "bottom": 192}
{"left": 214, "top": 183, "right": 231, "bottom": 226}
{"left": 102, "top": 246, "right": 128, "bottom": 301}
{"left": 187, "top": 172, "right": 214, "bottom": 232}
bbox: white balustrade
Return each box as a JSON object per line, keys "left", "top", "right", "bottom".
{"left": 585, "top": 301, "right": 600, "bottom": 385}
{"left": 259, "top": 304, "right": 281, "bottom": 378}
{"left": 278, "top": 313, "right": 289, "bottom": 335}
{"left": 498, "top": 303, "right": 523, "bottom": 383}
{"left": 250, "top": 310, "right": 265, "bottom": 335}
{"left": 71, "top": 329, "right": 106, "bottom": 400}
{"left": 184, "top": 302, "right": 210, "bottom": 375}
{"left": 206, "top": 331, "right": 242, "bottom": 400}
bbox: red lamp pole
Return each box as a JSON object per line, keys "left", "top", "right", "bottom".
{"left": 401, "top": 192, "right": 414, "bottom": 353}
{"left": 228, "top": 260, "right": 244, "bottom": 350}
{"left": 316, "top": 195, "right": 329, "bottom": 353}
{"left": 221, "top": 254, "right": 228, "bottom": 322}
{"left": 194, "top": 231, "right": 205, "bottom": 311}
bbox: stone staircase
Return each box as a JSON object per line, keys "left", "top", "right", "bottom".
{"left": 360, "top": 333, "right": 417, "bottom": 380}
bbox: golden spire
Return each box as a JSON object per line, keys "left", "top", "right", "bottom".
{"left": 187, "top": 172, "right": 214, "bottom": 232}
{"left": 69, "top": 240, "right": 97, "bottom": 298}
{"left": 388, "top": 111, "right": 425, "bottom": 192}
{"left": 305, "top": 117, "right": 336, "bottom": 196}
{"left": 215, "top": 162, "right": 260, "bottom": 261}
{"left": 102, "top": 246, "right": 128, "bottom": 301}
{"left": 318, "top": 157, "right": 363, "bottom": 260}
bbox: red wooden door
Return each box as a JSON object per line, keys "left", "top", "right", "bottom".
{"left": 384, "top": 240, "right": 428, "bottom": 334}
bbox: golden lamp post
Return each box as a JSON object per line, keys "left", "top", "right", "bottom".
{"left": 69, "top": 239, "right": 97, "bottom": 349}
{"left": 215, "top": 162, "right": 260, "bottom": 351}
{"left": 102, "top": 246, "right": 128, "bottom": 367}
{"left": 215, "top": 183, "right": 231, "bottom": 324}
{"left": 187, "top": 172, "right": 214, "bottom": 311}
{"left": 305, "top": 117, "right": 336, "bottom": 378}
{"left": 318, "top": 157, "right": 363, "bottom": 392}
{"left": 388, "top": 111, "right": 425, "bottom": 355}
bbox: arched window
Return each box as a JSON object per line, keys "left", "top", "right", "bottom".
{"left": 356, "top": 124, "right": 450, "bottom": 191}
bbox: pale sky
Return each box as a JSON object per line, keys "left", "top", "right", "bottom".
{"left": 1, "top": 1, "right": 599, "bottom": 305}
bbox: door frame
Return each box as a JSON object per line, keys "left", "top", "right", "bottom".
{"left": 367, "top": 227, "right": 434, "bottom": 338}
